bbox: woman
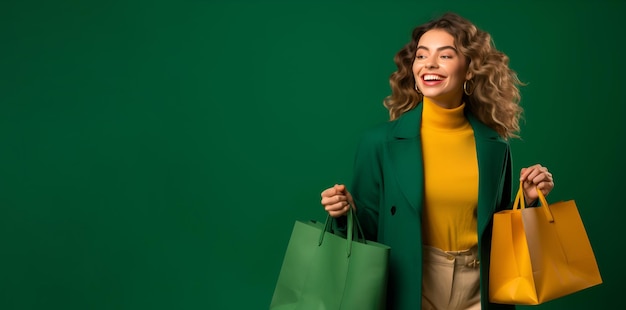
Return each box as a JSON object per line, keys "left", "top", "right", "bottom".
{"left": 320, "top": 12, "right": 554, "bottom": 310}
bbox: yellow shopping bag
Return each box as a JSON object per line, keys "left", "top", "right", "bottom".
{"left": 489, "top": 184, "right": 602, "bottom": 305}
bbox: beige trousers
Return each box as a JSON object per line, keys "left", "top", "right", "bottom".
{"left": 422, "top": 245, "right": 481, "bottom": 310}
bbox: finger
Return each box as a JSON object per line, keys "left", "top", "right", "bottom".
{"left": 334, "top": 194, "right": 347, "bottom": 205}
{"left": 321, "top": 194, "right": 346, "bottom": 206}
{"left": 536, "top": 180, "right": 554, "bottom": 194}
{"left": 526, "top": 166, "right": 549, "bottom": 184}
{"left": 320, "top": 187, "right": 336, "bottom": 198}
{"left": 328, "top": 208, "right": 349, "bottom": 218}
{"left": 520, "top": 164, "right": 543, "bottom": 182}
{"left": 322, "top": 194, "right": 348, "bottom": 206}
{"left": 334, "top": 184, "right": 346, "bottom": 193}
{"left": 321, "top": 184, "right": 343, "bottom": 198}
{"left": 525, "top": 170, "right": 541, "bottom": 184}
{"left": 324, "top": 200, "right": 350, "bottom": 212}
{"left": 531, "top": 171, "right": 552, "bottom": 185}
{"left": 321, "top": 184, "right": 347, "bottom": 198}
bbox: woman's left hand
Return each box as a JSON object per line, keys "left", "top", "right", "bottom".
{"left": 519, "top": 164, "right": 554, "bottom": 205}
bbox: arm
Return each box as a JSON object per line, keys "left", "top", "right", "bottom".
{"left": 320, "top": 127, "right": 384, "bottom": 241}
{"left": 349, "top": 131, "right": 384, "bottom": 241}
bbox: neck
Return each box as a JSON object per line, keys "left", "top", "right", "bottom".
{"left": 424, "top": 93, "right": 463, "bottom": 109}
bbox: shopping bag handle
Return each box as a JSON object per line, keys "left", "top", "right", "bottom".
{"left": 513, "top": 182, "right": 555, "bottom": 223}
{"left": 318, "top": 206, "right": 367, "bottom": 257}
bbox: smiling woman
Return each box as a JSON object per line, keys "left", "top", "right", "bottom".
{"left": 319, "top": 12, "right": 554, "bottom": 310}
{"left": 385, "top": 13, "right": 524, "bottom": 139}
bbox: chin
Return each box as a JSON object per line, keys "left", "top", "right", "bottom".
{"left": 421, "top": 92, "right": 442, "bottom": 99}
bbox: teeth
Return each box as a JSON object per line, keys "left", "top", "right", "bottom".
{"left": 423, "top": 74, "right": 443, "bottom": 81}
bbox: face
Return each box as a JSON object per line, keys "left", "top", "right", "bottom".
{"left": 413, "top": 29, "right": 472, "bottom": 108}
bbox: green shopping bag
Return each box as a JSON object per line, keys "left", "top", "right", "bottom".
{"left": 270, "top": 208, "right": 390, "bottom": 309}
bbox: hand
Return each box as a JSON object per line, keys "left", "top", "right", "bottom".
{"left": 320, "top": 184, "right": 355, "bottom": 218}
{"left": 519, "top": 164, "right": 554, "bottom": 205}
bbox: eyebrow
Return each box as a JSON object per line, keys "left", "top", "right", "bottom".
{"left": 416, "top": 45, "right": 458, "bottom": 53}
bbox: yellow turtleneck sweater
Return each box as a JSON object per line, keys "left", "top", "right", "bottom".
{"left": 421, "top": 98, "right": 478, "bottom": 251}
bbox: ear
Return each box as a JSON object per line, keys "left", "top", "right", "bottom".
{"left": 465, "top": 69, "right": 474, "bottom": 81}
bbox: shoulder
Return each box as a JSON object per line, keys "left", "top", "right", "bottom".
{"left": 358, "top": 106, "right": 422, "bottom": 144}
{"left": 358, "top": 121, "right": 393, "bottom": 145}
{"left": 466, "top": 111, "right": 509, "bottom": 144}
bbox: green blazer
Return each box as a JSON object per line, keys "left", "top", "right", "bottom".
{"left": 349, "top": 103, "right": 516, "bottom": 310}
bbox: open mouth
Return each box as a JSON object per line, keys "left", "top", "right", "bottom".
{"left": 422, "top": 74, "right": 445, "bottom": 82}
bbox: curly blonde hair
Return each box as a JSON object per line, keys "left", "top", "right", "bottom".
{"left": 383, "top": 12, "right": 524, "bottom": 139}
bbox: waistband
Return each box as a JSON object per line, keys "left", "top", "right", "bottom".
{"left": 423, "top": 245, "right": 480, "bottom": 268}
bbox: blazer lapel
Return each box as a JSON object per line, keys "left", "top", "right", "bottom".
{"left": 388, "top": 105, "right": 424, "bottom": 213}
{"left": 468, "top": 114, "right": 508, "bottom": 239}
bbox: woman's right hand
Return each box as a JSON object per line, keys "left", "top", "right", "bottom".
{"left": 320, "top": 184, "right": 355, "bottom": 218}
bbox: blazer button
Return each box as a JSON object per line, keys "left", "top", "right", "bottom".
{"left": 390, "top": 206, "right": 396, "bottom": 215}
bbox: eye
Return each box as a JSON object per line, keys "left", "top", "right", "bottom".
{"left": 441, "top": 55, "right": 453, "bottom": 59}
{"left": 415, "top": 55, "right": 426, "bottom": 59}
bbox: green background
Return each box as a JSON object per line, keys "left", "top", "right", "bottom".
{"left": 1, "top": 0, "right": 623, "bottom": 309}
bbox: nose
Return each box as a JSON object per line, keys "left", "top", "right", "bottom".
{"left": 425, "top": 58, "right": 439, "bottom": 69}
